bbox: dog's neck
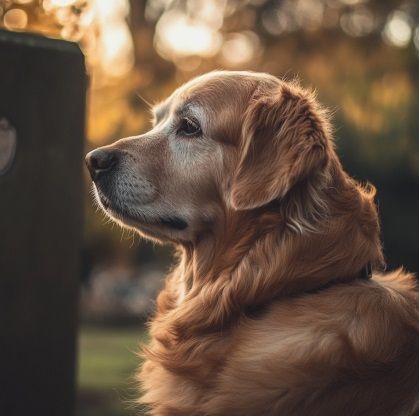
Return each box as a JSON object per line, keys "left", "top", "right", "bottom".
{"left": 157, "top": 160, "right": 383, "bottom": 338}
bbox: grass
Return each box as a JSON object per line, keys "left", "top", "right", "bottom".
{"left": 77, "top": 325, "right": 148, "bottom": 416}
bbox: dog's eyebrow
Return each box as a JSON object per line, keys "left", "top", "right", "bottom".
{"left": 153, "top": 102, "right": 169, "bottom": 123}
{"left": 175, "top": 101, "right": 200, "bottom": 119}
{"left": 153, "top": 100, "right": 201, "bottom": 124}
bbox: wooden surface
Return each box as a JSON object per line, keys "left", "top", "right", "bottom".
{"left": 0, "top": 29, "right": 86, "bottom": 416}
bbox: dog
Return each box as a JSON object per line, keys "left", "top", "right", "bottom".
{"left": 86, "top": 71, "right": 419, "bottom": 416}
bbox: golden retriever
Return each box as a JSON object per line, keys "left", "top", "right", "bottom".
{"left": 86, "top": 71, "right": 419, "bottom": 416}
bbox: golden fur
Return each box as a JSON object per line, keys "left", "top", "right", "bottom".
{"left": 88, "top": 71, "right": 419, "bottom": 415}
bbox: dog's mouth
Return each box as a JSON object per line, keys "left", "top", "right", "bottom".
{"left": 95, "top": 187, "right": 188, "bottom": 231}
{"left": 159, "top": 217, "right": 188, "bottom": 230}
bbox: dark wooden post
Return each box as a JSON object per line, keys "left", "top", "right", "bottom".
{"left": 0, "top": 30, "right": 86, "bottom": 416}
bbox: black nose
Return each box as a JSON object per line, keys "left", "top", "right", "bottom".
{"left": 85, "top": 149, "right": 118, "bottom": 180}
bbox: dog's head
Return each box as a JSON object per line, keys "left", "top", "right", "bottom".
{"left": 86, "top": 71, "right": 332, "bottom": 243}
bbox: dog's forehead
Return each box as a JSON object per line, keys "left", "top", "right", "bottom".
{"left": 176, "top": 71, "right": 259, "bottom": 102}
{"left": 159, "top": 71, "right": 266, "bottom": 119}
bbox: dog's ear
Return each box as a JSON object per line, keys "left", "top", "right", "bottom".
{"left": 230, "top": 83, "right": 330, "bottom": 210}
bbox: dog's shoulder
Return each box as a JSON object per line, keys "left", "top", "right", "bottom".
{"left": 226, "top": 269, "right": 419, "bottom": 382}
{"left": 236, "top": 269, "right": 419, "bottom": 359}
{"left": 208, "top": 272, "right": 419, "bottom": 415}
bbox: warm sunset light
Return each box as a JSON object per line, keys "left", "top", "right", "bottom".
{"left": 36, "top": 0, "right": 135, "bottom": 83}
{"left": 100, "top": 24, "right": 134, "bottom": 77}
{"left": 155, "top": 11, "right": 221, "bottom": 59}
{"left": 1, "top": 1, "right": 419, "bottom": 416}
{"left": 88, "top": 0, "right": 134, "bottom": 79}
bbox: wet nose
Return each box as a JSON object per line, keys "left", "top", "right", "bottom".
{"left": 85, "top": 149, "right": 118, "bottom": 180}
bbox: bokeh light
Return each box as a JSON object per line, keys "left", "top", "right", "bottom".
{"left": 414, "top": 27, "right": 419, "bottom": 51}
{"left": 4, "top": 8, "right": 27, "bottom": 30}
{"left": 155, "top": 10, "right": 222, "bottom": 59}
{"left": 14, "top": 0, "right": 135, "bottom": 84}
{"left": 340, "top": 8, "right": 376, "bottom": 37}
{"left": 89, "top": 0, "right": 134, "bottom": 79}
{"left": 383, "top": 11, "right": 412, "bottom": 48}
{"left": 221, "top": 31, "right": 261, "bottom": 65}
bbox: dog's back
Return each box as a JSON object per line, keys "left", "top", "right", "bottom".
{"left": 202, "top": 270, "right": 419, "bottom": 416}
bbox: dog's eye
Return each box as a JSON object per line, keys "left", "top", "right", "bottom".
{"left": 177, "top": 118, "right": 201, "bottom": 137}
